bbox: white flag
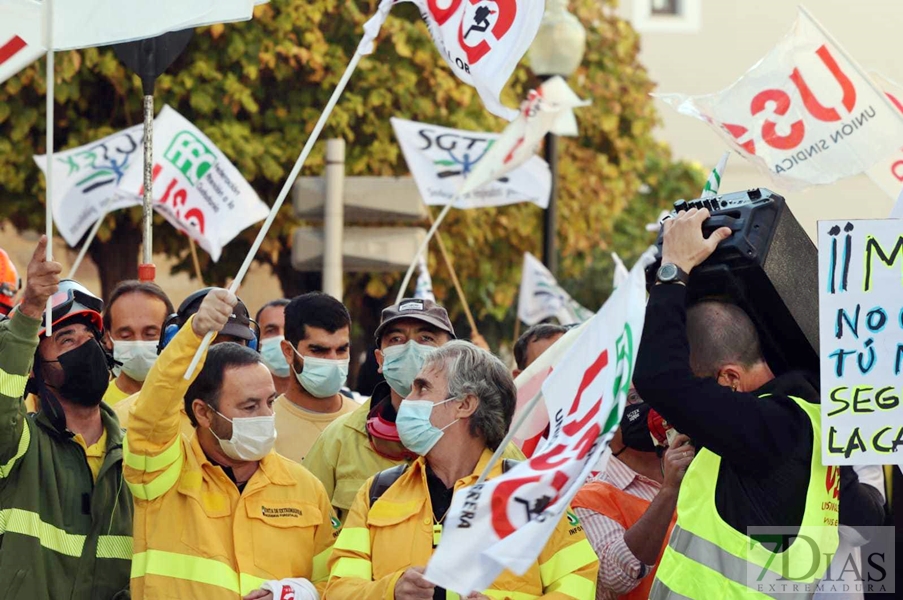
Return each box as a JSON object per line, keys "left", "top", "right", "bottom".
{"left": 0, "top": 3, "right": 43, "bottom": 84}
{"left": 517, "top": 252, "right": 592, "bottom": 326}
{"left": 656, "top": 8, "right": 903, "bottom": 189}
{"left": 117, "top": 105, "right": 269, "bottom": 261}
{"left": 612, "top": 252, "right": 629, "bottom": 289}
{"left": 865, "top": 72, "right": 903, "bottom": 202}
{"left": 459, "top": 77, "right": 589, "bottom": 197}
{"left": 413, "top": 254, "right": 436, "bottom": 302}
{"left": 0, "top": 0, "right": 267, "bottom": 75}
{"left": 701, "top": 152, "right": 730, "bottom": 198}
{"left": 360, "top": 0, "right": 545, "bottom": 120}
{"left": 425, "top": 248, "right": 656, "bottom": 594}
{"left": 391, "top": 117, "right": 551, "bottom": 209}
{"left": 33, "top": 125, "right": 144, "bottom": 247}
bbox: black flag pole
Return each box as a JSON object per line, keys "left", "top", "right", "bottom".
{"left": 113, "top": 28, "right": 194, "bottom": 282}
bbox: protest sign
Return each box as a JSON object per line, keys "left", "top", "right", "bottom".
{"left": 361, "top": 0, "right": 544, "bottom": 120}
{"left": 518, "top": 252, "right": 593, "bottom": 326}
{"left": 818, "top": 219, "right": 903, "bottom": 465}
{"left": 391, "top": 117, "right": 551, "bottom": 209}
{"left": 118, "top": 105, "right": 269, "bottom": 261}
{"left": 34, "top": 126, "right": 144, "bottom": 247}
{"left": 657, "top": 8, "right": 903, "bottom": 189}
{"left": 425, "top": 248, "right": 656, "bottom": 594}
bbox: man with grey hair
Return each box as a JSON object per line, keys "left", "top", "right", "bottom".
{"left": 326, "top": 340, "right": 599, "bottom": 600}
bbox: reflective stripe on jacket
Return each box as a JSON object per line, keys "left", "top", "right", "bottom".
{"left": 0, "top": 311, "right": 133, "bottom": 600}
{"left": 326, "top": 450, "right": 599, "bottom": 600}
{"left": 651, "top": 395, "right": 839, "bottom": 600}
{"left": 125, "top": 318, "right": 340, "bottom": 599}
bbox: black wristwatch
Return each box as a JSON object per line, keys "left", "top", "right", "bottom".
{"left": 656, "top": 263, "right": 689, "bottom": 286}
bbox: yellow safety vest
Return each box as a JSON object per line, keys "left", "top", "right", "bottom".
{"left": 651, "top": 396, "right": 839, "bottom": 600}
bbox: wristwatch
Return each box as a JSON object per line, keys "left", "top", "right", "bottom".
{"left": 656, "top": 263, "right": 689, "bottom": 286}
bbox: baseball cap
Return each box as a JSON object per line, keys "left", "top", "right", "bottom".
{"left": 374, "top": 298, "right": 456, "bottom": 343}
{"left": 177, "top": 288, "right": 256, "bottom": 343}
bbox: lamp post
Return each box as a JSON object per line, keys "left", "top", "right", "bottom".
{"left": 528, "top": 0, "right": 586, "bottom": 276}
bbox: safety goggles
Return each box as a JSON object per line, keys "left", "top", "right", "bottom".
{"left": 47, "top": 284, "right": 103, "bottom": 322}
{"left": 0, "top": 281, "right": 17, "bottom": 299}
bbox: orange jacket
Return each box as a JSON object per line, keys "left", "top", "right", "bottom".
{"left": 571, "top": 481, "right": 675, "bottom": 600}
{"left": 124, "top": 318, "right": 340, "bottom": 599}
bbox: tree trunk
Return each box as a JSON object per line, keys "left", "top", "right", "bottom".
{"left": 88, "top": 214, "right": 141, "bottom": 300}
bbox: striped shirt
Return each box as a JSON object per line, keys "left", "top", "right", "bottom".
{"left": 574, "top": 457, "right": 661, "bottom": 600}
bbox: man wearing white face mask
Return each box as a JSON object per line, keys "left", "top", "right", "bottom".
{"left": 101, "top": 280, "right": 174, "bottom": 405}
{"left": 125, "top": 289, "right": 341, "bottom": 599}
{"left": 256, "top": 298, "right": 291, "bottom": 395}
{"left": 273, "top": 292, "right": 358, "bottom": 463}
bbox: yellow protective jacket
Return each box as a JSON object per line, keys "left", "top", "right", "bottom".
{"left": 124, "top": 317, "right": 340, "bottom": 599}
{"left": 326, "top": 450, "right": 599, "bottom": 600}
{"left": 305, "top": 388, "right": 525, "bottom": 519}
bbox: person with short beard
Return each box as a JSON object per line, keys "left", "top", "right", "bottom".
{"left": 0, "top": 237, "right": 132, "bottom": 600}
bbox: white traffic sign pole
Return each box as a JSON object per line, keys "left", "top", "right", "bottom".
{"left": 323, "top": 139, "right": 345, "bottom": 301}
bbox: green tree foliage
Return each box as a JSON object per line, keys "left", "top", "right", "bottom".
{"left": 0, "top": 0, "right": 703, "bottom": 347}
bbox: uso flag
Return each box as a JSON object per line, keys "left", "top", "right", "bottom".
{"left": 424, "top": 248, "right": 656, "bottom": 595}
{"left": 361, "top": 0, "right": 545, "bottom": 121}
{"left": 656, "top": 7, "right": 903, "bottom": 189}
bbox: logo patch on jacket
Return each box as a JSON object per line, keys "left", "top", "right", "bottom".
{"left": 261, "top": 506, "right": 302, "bottom": 518}
{"left": 566, "top": 510, "right": 583, "bottom": 534}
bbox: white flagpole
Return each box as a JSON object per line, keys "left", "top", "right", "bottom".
{"left": 183, "top": 49, "right": 364, "bottom": 380}
{"left": 394, "top": 201, "right": 454, "bottom": 304}
{"left": 67, "top": 195, "right": 115, "bottom": 279}
{"left": 44, "top": 0, "right": 54, "bottom": 336}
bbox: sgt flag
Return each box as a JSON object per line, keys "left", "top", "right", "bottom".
{"left": 360, "top": 0, "right": 545, "bottom": 120}
{"left": 34, "top": 125, "right": 144, "bottom": 247}
{"left": 118, "top": 106, "right": 269, "bottom": 261}
{"left": 518, "top": 252, "right": 592, "bottom": 326}
{"left": 425, "top": 248, "right": 656, "bottom": 594}
{"left": 656, "top": 7, "right": 903, "bottom": 189}
{"left": 391, "top": 117, "right": 551, "bottom": 209}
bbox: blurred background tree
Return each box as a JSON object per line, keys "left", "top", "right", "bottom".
{"left": 0, "top": 0, "right": 703, "bottom": 372}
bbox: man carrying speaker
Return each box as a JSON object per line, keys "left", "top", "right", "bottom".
{"left": 633, "top": 208, "right": 885, "bottom": 599}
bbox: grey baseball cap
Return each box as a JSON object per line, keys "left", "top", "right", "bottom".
{"left": 374, "top": 298, "right": 456, "bottom": 343}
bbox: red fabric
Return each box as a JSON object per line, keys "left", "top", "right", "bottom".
{"left": 572, "top": 481, "right": 676, "bottom": 600}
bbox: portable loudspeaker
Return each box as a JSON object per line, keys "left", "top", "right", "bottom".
{"left": 646, "top": 188, "right": 819, "bottom": 375}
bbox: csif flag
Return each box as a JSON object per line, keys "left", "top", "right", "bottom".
{"left": 655, "top": 7, "right": 903, "bottom": 189}
{"left": 360, "top": 0, "right": 546, "bottom": 121}
{"left": 518, "top": 252, "right": 592, "bottom": 327}
{"left": 701, "top": 152, "right": 730, "bottom": 198}
{"left": 424, "top": 248, "right": 657, "bottom": 594}
{"left": 117, "top": 105, "right": 269, "bottom": 262}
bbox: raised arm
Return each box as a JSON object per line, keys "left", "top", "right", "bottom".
{"left": 124, "top": 289, "right": 235, "bottom": 500}
{"left": 0, "top": 236, "right": 60, "bottom": 473}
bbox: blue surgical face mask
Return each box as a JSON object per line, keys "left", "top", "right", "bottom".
{"left": 381, "top": 340, "right": 437, "bottom": 397}
{"left": 291, "top": 348, "right": 349, "bottom": 399}
{"left": 260, "top": 336, "right": 290, "bottom": 378}
{"left": 396, "top": 398, "right": 460, "bottom": 456}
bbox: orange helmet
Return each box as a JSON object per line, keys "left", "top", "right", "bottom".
{"left": 0, "top": 249, "right": 21, "bottom": 315}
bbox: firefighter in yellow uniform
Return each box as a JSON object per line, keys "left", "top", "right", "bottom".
{"left": 124, "top": 289, "right": 339, "bottom": 599}
{"left": 326, "top": 341, "right": 598, "bottom": 600}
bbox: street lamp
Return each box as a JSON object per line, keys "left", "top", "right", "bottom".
{"left": 528, "top": 0, "right": 587, "bottom": 277}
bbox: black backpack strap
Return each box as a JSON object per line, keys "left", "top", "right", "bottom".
{"left": 368, "top": 464, "right": 408, "bottom": 506}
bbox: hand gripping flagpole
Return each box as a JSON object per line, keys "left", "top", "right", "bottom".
{"left": 183, "top": 49, "right": 365, "bottom": 380}
{"left": 44, "top": 0, "right": 55, "bottom": 336}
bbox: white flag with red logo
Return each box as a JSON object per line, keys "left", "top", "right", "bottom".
{"left": 865, "top": 72, "right": 903, "bottom": 202}
{"left": 459, "top": 76, "right": 589, "bottom": 196}
{"left": 117, "top": 105, "right": 268, "bottom": 261}
{"left": 360, "top": 0, "right": 545, "bottom": 120}
{"left": 0, "top": 1, "right": 44, "bottom": 84}
{"left": 424, "top": 248, "right": 656, "bottom": 594}
{"left": 656, "top": 7, "right": 903, "bottom": 189}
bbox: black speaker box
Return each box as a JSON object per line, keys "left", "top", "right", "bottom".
{"left": 646, "top": 188, "right": 819, "bottom": 376}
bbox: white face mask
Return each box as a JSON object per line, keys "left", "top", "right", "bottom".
{"left": 209, "top": 407, "right": 277, "bottom": 462}
{"left": 112, "top": 340, "right": 159, "bottom": 382}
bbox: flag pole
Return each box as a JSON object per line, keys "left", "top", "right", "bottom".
{"left": 44, "top": 0, "right": 54, "bottom": 336}
{"left": 188, "top": 238, "right": 204, "bottom": 284}
{"left": 476, "top": 388, "right": 544, "bottom": 486}
{"left": 67, "top": 195, "right": 115, "bottom": 279}
{"left": 395, "top": 202, "right": 454, "bottom": 304}
{"left": 428, "top": 212, "right": 479, "bottom": 335}
{"left": 184, "top": 49, "right": 365, "bottom": 380}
